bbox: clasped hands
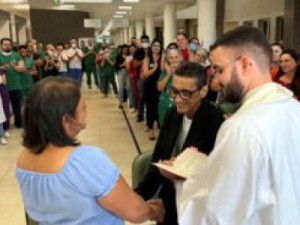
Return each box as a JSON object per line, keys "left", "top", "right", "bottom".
{"left": 147, "top": 198, "right": 165, "bottom": 223}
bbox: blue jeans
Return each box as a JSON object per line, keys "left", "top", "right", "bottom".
{"left": 117, "top": 69, "right": 135, "bottom": 108}
{"left": 0, "top": 123, "right": 3, "bottom": 138}
{"left": 69, "top": 69, "right": 82, "bottom": 85}
{"left": 58, "top": 71, "right": 68, "bottom": 78}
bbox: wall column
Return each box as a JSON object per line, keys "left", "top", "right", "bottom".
{"left": 163, "top": 2, "right": 176, "bottom": 48}
{"left": 135, "top": 20, "right": 144, "bottom": 39}
{"left": 123, "top": 27, "right": 129, "bottom": 44}
{"left": 129, "top": 21, "right": 135, "bottom": 40}
{"left": 145, "top": 14, "right": 155, "bottom": 42}
{"left": 197, "top": 0, "right": 217, "bottom": 49}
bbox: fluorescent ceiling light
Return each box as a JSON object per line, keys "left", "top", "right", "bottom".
{"left": 119, "top": 6, "right": 132, "bottom": 10}
{"left": 115, "top": 11, "right": 127, "bottom": 14}
{"left": 54, "top": 4, "right": 76, "bottom": 9}
{"left": 61, "top": 0, "right": 112, "bottom": 3}
{"left": 13, "top": 4, "right": 29, "bottom": 10}
{"left": 113, "top": 15, "right": 124, "bottom": 18}
{"left": 2, "top": 0, "right": 27, "bottom": 3}
{"left": 123, "top": 0, "right": 139, "bottom": 2}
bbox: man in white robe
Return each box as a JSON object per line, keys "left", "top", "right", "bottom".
{"left": 176, "top": 26, "right": 300, "bottom": 225}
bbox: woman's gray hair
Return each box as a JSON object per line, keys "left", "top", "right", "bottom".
{"left": 166, "top": 48, "right": 183, "bottom": 64}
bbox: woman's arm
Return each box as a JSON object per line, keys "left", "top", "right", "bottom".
{"left": 157, "top": 69, "right": 172, "bottom": 91}
{"left": 98, "top": 175, "right": 164, "bottom": 223}
{"left": 141, "top": 57, "right": 158, "bottom": 80}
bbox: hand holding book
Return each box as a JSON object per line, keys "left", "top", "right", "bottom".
{"left": 153, "top": 147, "right": 207, "bottom": 181}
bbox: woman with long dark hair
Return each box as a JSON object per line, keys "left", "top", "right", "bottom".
{"left": 141, "top": 39, "right": 163, "bottom": 140}
{"left": 275, "top": 49, "right": 300, "bottom": 101}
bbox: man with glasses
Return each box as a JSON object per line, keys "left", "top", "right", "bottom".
{"left": 135, "top": 62, "right": 224, "bottom": 225}
{"left": 177, "top": 26, "right": 300, "bottom": 225}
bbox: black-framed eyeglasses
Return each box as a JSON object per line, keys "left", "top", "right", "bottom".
{"left": 168, "top": 87, "right": 201, "bottom": 100}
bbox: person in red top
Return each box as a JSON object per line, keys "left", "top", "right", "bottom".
{"left": 126, "top": 48, "right": 145, "bottom": 110}
{"left": 271, "top": 43, "right": 284, "bottom": 80}
{"left": 275, "top": 49, "right": 300, "bottom": 101}
{"left": 176, "top": 32, "right": 190, "bottom": 62}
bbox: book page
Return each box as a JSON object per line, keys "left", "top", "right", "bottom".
{"left": 153, "top": 148, "right": 207, "bottom": 179}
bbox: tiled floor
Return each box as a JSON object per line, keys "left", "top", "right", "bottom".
{"left": 0, "top": 83, "right": 158, "bottom": 225}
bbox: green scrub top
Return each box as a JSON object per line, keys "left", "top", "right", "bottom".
{"left": 83, "top": 46, "right": 99, "bottom": 67}
{"left": 21, "top": 57, "right": 34, "bottom": 89}
{"left": 0, "top": 52, "right": 23, "bottom": 90}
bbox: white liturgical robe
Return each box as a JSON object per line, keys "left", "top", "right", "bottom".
{"left": 176, "top": 82, "right": 300, "bottom": 225}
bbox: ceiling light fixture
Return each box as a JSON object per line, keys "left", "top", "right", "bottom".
{"left": 123, "top": 0, "right": 139, "bottom": 3}
{"left": 113, "top": 15, "right": 124, "bottom": 18}
{"left": 61, "top": 0, "right": 112, "bottom": 3}
{"left": 118, "top": 6, "right": 132, "bottom": 10}
{"left": 115, "top": 11, "right": 127, "bottom": 14}
{"left": 54, "top": 4, "right": 76, "bottom": 9}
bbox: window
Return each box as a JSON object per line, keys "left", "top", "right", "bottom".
{"left": 258, "top": 18, "right": 271, "bottom": 40}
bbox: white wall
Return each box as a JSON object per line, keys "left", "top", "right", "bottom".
{"left": 225, "top": 0, "right": 285, "bottom": 42}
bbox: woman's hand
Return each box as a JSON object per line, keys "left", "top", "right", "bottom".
{"left": 148, "top": 199, "right": 165, "bottom": 223}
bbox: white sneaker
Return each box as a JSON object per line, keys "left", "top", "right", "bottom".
{"left": 4, "top": 131, "right": 10, "bottom": 138}
{"left": 0, "top": 137, "right": 7, "bottom": 145}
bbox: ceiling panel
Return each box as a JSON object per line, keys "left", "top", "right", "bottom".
{"left": 29, "top": 0, "right": 196, "bottom": 27}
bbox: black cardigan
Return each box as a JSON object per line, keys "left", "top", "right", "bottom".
{"left": 135, "top": 99, "right": 224, "bottom": 225}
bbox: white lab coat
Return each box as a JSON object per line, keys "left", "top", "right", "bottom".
{"left": 177, "top": 82, "right": 300, "bottom": 225}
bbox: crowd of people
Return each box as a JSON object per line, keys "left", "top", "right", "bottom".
{"left": 0, "top": 24, "right": 299, "bottom": 225}
{"left": 1, "top": 30, "right": 298, "bottom": 146}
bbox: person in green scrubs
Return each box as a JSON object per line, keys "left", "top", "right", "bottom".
{"left": 83, "top": 39, "right": 99, "bottom": 88}
{"left": 101, "top": 47, "right": 118, "bottom": 97}
{"left": 18, "top": 45, "right": 36, "bottom": 102}
{"left": 157, "top": 48, "right": 183, "bottom": 126}
{"left": 0, "top": 38, "right": 26, "bottom": 128}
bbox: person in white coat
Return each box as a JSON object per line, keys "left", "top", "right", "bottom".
{"left": 176, "top": 26, "right": 300, "bottom": 225}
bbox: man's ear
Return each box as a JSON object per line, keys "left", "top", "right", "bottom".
{"left": 240, "top": 55, "right": 253, "bottom": 76}
{"left": 200, "top": 85, "right": 209, "bottom": 98}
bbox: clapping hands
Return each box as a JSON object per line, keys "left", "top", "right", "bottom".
{"left": 148, "top": 199, "right": 165, "bottom": 223}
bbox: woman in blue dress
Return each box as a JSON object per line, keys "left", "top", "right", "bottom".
{"left": 15, "top": 77, "right": 164, "bottom": 225}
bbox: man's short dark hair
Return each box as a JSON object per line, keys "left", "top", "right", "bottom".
{"left": 271, "top": 42, "right": 284, "bottom": 51}
{"left": 133, "top": 48, "right": 145, "bottom": 61}
{"left": 176, "top": 32, "right": 188, "bottom": 39}
{"left": 56, "top": 42, "right": 64, "bottom": 48}
{"left": 22, "top": 77, "right": 81, "bottom": 154}
{"left": 18, "top": 45, "right": 27, "bottom": 50}
{"left": 140, "top": 34, "right": 150, "bottom": 41}
{"left": 1, "top": 38, "right": 12, "bottom": 45}
{"left": 174, "top": 62, "right": 207, "bottom": 88}
{"left": 210, "top": 26, "right": 272, "bottom": 72}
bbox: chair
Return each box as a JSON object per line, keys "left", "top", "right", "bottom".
{"left": 25, "top": 212, "right": 39, "bottom": 225}
{"left": 132, "top": 151, "right": 153, "bottom": 189}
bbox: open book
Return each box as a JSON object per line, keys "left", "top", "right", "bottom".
{"left": 153, "top": 147, "right": 207, "bottom": 179}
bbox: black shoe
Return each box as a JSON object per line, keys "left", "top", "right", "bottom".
{"left": 137, "top": 116, "right": 144, "bottom": 122}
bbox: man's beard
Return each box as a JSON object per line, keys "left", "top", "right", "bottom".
{"left": 3, "top": 49, "right": 11, "bottom": 53}
{"left": 220, "top": 66, "right": 244, "bottom": 104}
